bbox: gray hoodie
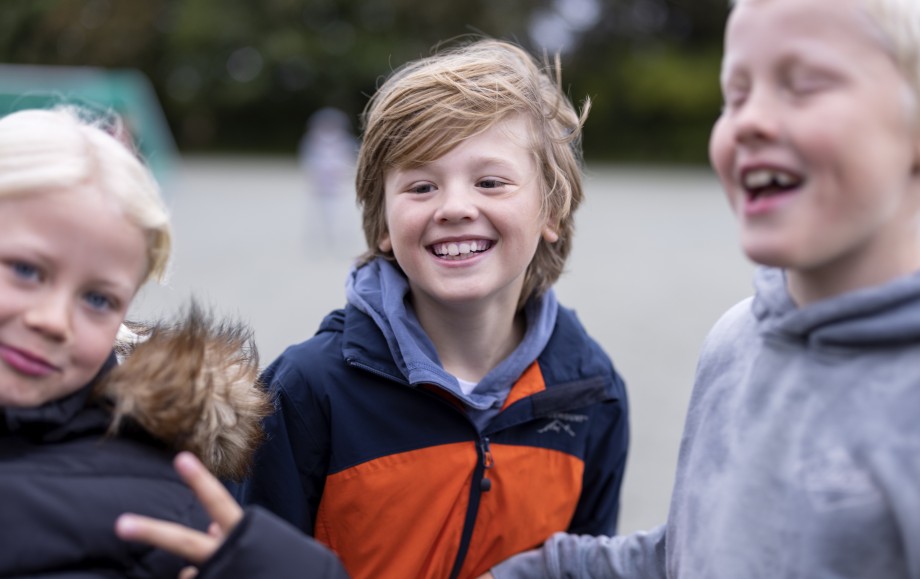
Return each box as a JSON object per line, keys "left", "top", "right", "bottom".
{"left": 493, "top": 266, "right": 920, "bottom": 578}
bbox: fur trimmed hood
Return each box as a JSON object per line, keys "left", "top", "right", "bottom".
{"left": 99, "top": 303, "right": 271, "bottom": 481}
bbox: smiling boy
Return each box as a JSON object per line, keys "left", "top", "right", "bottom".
{"left": 485, "top": 0, "right": 920, "bottom": 577}
{"left": 232, "top": 39, "right": 630, "bottom": 579}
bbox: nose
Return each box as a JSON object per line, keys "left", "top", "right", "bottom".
{"left": 24, "top": 291, "right": 72, "bottom": 343}
{"left": 730, "top": 88, "right": 780, "bottom": 145}
{"left": 433, "top": 183, "right": 479, "bottom": 223}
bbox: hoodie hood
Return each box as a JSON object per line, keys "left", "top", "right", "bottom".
{"left": 99, "top": 303, "right": 271, "bottom": 481}
{"left": 751, "top": 266, "right": 920, "bottom": 348}
{"left": 344, "top": 258, "right": 558, "bottom": 413}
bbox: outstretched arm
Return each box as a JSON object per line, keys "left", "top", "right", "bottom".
{"left": 116, "top": 451, "right": 350, "bottom": 579}
{"left": 116, "top": 452, "right": 241, "bottom": 567}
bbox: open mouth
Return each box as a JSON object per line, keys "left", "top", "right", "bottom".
{"left": 429, "top": 239, "right": 493, "bottom": 260}
{"left": 742, "top": 168, "right": 803, "bottom": 200}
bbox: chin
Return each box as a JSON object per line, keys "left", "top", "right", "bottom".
{"left": 741, "top": 240, "right": 797, "bottom": 269}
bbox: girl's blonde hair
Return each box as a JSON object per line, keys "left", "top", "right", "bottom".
{"left": 356, "top": 38, "right": 590, "bottom": 305}
{"left": 0, "top": 107, "right": 171, "bottom": 282}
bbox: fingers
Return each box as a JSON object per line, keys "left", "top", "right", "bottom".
{"left": 173, "top": 451, "right": 244, "bottom": 532}
{"left": 179, "top": 566, "right": 200, "bottom": 579}
{"left": 115, "top": 513, "right": 218, "bottom": 565}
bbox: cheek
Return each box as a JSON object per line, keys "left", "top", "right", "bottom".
{"left": 708, "top": 120, "right": 739, "bottom": 207}
{"left": 708, "top": 119, "right": 733, "bottom": 178}
{"left": 72, "top": 321, "right": 121, "bottom": 378}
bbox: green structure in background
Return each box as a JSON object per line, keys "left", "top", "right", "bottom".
{"left": 0, "top": 64, "right": 178, "bottom": 197}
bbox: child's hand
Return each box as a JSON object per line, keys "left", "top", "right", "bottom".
{"left": 476, "top": 574, "right": 495, "bottom": 579}
{"left": 115, "top": 451, "right": 244, "bottom": 576}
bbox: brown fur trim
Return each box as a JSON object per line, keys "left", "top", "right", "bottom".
{"left": 98, "top": 302, "right": 272, "bottom": 481}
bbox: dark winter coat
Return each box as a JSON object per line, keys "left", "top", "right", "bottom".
{"left": 0, "top": 309, "right": 270, "bottom": 578}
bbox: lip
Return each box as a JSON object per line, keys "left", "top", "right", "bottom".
{"left": 0, "top": 343, "right": 59, "bottom": 378}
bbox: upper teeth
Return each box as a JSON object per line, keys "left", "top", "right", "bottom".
{"left": 433, "top": 240, "right": 488, "bottom": 256}
{"left": 743, "top": 168, "right": 798, "bottom": 189}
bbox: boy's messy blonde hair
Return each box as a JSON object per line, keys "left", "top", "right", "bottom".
{"left": 0, "top": 107, "right": 171, "bottom": 283}
{"left": 732, "top": 0, "right": 920, "bottom": 102}
{"left": 356, "top": 38, "right": 590, "bottom": 304}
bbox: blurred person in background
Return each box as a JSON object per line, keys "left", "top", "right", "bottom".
{"left": 298, "top": 106, "right": 358, "bottom": 252}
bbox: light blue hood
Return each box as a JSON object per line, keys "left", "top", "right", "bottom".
{"left": 344, "top": 258, "right": 558, "bottom": 417}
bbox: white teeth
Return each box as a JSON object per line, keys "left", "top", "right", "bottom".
{"left": 742, "top": 168, "right": 800, "bottom": 190}
{"left": 775, "top": 172, "right": 795, "bottom": 187}
{"left": 432, "top": 239, "right": 488, "bottom": 257}
{"left": 744, "top": 169, "right": 772, "bottom": 189}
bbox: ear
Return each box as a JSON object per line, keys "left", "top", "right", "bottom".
{"left": 378, "top": 232, "right": 392, "bottom": 253}
{"left": 541, "top": 224, "right": 559, "bottom": 243}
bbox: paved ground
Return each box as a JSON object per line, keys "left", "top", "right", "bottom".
{"left": 131, "top": 156, "right": 755, "bottom": 534}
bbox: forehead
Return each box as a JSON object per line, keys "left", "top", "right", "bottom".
{"left": 0, "top": 187, "right": 147, "bottom": 287}
{"left": 724, "top": 0, "right": 891, "bottom": 68}
{"left": 728, "top": 0, "right": 878, "bottom": 39}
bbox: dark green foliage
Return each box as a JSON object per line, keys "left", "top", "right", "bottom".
{"left": 0, "top": 0, "right": 730, "bottom": 163}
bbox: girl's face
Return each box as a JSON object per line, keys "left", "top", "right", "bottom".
{"left": 709, "top": 0, "right": 920, "bottom": 303}
{"left": 0, "top": 187, "right": 148, "bottom": 407}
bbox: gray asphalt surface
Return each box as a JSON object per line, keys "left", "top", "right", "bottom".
{"left": 131, "top": 156, "right": 755, "bottom": 535}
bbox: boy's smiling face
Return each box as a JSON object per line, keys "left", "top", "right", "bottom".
{"left": 0, "top": 188, "right": 147, "bottom": 407}
{"left": 710, "top": 0, "right": 920, "bottom": 303}
{"left": 379, "top": 115, "right": 558, "bottom": 315}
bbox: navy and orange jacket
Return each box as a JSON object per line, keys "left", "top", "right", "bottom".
{"left": 233, "top": 283, "right": 629, "bottom": 579}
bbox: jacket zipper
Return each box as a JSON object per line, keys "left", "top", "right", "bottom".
{"left": 448, "top": 433, "right": 494, "bottom": 579}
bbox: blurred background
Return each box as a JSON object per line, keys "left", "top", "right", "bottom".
{"left": 1, "top": 0, "right": 729, "bottom": 163}
{"left": 1, "top": 0, "right": 757, "bottom": 537}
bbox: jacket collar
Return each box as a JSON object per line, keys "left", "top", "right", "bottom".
{"left": 2, "top": 352, "right": 116, "bottom": 441}
{"left": 344, "top": 258, "right": 559, "bottom": 412}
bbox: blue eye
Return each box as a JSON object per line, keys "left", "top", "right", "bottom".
{"left": 84, "top": 291, "right": 115, "bottom": 311}
{"left": 11, "top": 261, "right": 41, "bottom": 281}
{"left": 478, "top": 179, "right": 504, "bottom": 189}
{"left": 409, "top": 183, "right": 435, "bottom": 194}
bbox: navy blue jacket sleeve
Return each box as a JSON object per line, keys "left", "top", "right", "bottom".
{"left": 196, "top": 506, "right": 349, "bottom": 579}
{"left": 229, "top": 350, "right": 331, "bottom": 534}
{"left": 567, "top": 366, "right": 630, "bottom": 536}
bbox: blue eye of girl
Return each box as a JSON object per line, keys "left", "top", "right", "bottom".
{"left": 84, "top": 291, "right": 115, "bottom": 311}
{"left": 12, "top": 261, "right": 40, "bottom": 281}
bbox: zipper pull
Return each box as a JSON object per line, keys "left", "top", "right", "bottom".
{"left": 480, "top": 436, "right": 494, "bottom": 492}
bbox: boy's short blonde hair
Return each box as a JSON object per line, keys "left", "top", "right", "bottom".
{"left": 356, "top": 38, "right": 590, "bottom": 304}
{"left": 0, "top": 107, "right": 171, "bottom": 282}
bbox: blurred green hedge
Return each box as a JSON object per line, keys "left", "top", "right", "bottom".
{"left": 0, "top": 0, "right": 729, "bottom": 164}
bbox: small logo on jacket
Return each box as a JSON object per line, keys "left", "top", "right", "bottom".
{"left": 537, "top": 413, "right": 588, "bottom": 437}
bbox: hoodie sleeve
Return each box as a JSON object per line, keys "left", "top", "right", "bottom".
{"left": 196, "top": 506, "right": 349, "bottom": 579}
{"left": 491, "top": 526, "right": 667, "bottom": 579}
